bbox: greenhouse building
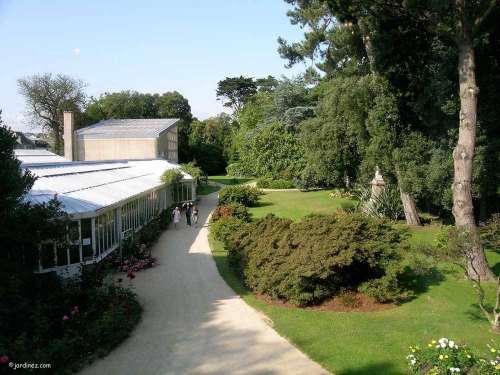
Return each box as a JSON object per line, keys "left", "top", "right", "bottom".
{"left": 16, "top": 149, "right": 195, "bottom": 278}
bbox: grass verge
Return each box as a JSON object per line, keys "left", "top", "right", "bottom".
{"left": 197, "top": 184, "right": 221, "bottom": 196}
{"left": 210, "top": 189, "right": 500, "bottom": 374}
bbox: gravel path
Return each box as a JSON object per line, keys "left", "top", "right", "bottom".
{"left": 80, "top": 192, "right": 329, "bottom": 375}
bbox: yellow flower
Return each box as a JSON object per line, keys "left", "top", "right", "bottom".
{"left": 467, "top": 354, "right": 471, "bottom": 359}
{"left": 428, "top": 344, "right": 433, "bottom": 348}
{"left": 432, "top": 340, "right": 437, "bottom": 344}
{"left": 411, "top": 349, "right": 416, "bottom": 353}
{"left": 439, "top": 355, "right": 444, "bottom": 360}
{"left": 444, "top": 355, "right": 448, "bottom": 359}
{"left": 496, "top": 364, "right": 500, "bottom": 370}
{"left": 491, "top": 348, "right": 497, "bottom": 353}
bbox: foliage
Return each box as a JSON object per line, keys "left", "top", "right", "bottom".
{"left": 406, "top": 338, "right": 500, "bottom": 374}
{"left": 0, "top": 121, "right": 69, "bottom": 272}
{"left": 216, "top": 76, "right": 257, "bottom": 112}
{"left": 0, "top": 273, "right": 141, "bottom": 374}
{"left": 181, "top": 162, "right": 203, "bottom": 183}
{"left": 300, "top": 75, "right": 398, "bottom": 188}
{"left": 0, "top": 117, "right": 35, "bottom": 213}
{"left": 357, "top": 185, "right": 404, "bottom": 221}
{"left": 218, "top": 185, "right": 262, "bottom": 207}
{"left": 230, "top": 79, "right": 313, "bottom": 180}
{"left": 329, "top": 189, "right": 357, "bottom": 199}
{"left": 233, "top": 122, "right": 305, "bottom": 179}
{"left": 211, "top": 203, "right": 250, "bottom": 223}
{"left": 480, "top": 213, "right": 500, "bottom": 251}
{"left": 161, "top": 169, "right": 183, "bottom": 185}
{"left": 226, "top": 213, "right": 411, "bottom": 305}
{"left": 210, "top": 217, "right": 246, "bottom": 248}
{"left": 17, "top": 73, "right": 87, "bottom": 154}
{"left": 278, "top": 0, "right": 367, "bottom": 76}
{"left": 256, "top": 177, "right": 296, "bottom": 189}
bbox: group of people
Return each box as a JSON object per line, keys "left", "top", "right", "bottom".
{"left": 172, "top": 202, "right": 199, "bottom": 229}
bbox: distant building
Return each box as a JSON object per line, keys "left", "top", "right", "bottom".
{"left": 14, "top": 132, "right": 36, "bottom": 149}
{"left": 63, "top": 112, "right": 179, "bottom": 162}
{"left": 14, "top": 132, "right": 50, "bottom": 150}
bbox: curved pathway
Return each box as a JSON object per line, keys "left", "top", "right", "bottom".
{"left": 81, "top": 192, "right": 328, "bottom": 375}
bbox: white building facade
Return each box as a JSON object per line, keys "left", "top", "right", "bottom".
{"left": 16, "top": 150, "right": 195, "bottom": 278}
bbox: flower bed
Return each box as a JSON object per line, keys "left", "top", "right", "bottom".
{"left": 407, "top": 337, "right": 500, "bottom": 374}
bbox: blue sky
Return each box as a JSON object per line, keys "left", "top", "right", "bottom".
{"left": 0, "top": 0, "right": 305, "bottom": 131}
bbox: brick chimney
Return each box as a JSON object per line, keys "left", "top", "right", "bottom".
{"left": 63, "top": 111, "right": 75, "bottom": 161}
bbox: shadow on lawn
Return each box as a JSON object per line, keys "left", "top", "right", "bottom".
{"left": 401, "top": 267, "right": 446, "bottom": 300}
{"left": 491, "top": 262, "right": 500, "bottom": 276}
{"left": 340, "top": 361, "right": 400, "bottom": 375}
{"left": 252, "top": 201, "right": 274, "bottom": 208}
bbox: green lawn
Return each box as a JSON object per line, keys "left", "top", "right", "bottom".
{"left": 208, "top": 175, "right": 255, "bottom": 186}
{"left": 249, "top": 190, "right": 355, "bottom": 221}
{"left": 196, "top": 183, "right": 220, "bottom": 196}
{"left": 210, "top": 190, "right": 500, "bottom": 375}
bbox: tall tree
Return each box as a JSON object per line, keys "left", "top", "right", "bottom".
{"left": 17, "top": 73, "right": 86, "bottom": 154}
{"left": 280, "top": 0, "right": 423, "bottom": 225}
{"left": 216, "top": 76, "right": 257, "bottom": 113}
{"left": 446, "top": 0, "right": 498, "bottom": 280}
{"left": 156, "top": 91, "right": 193, "bottom": 163}
{"left": 324, "top": 0, "right": 499, "bottom": 277}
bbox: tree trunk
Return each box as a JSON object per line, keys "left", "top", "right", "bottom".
{"left": 358, "top": 19, "right": 376, "bottom": 73}
{"left": 359, "top": 19, "right": 421, "bottom": 226}
{"left": 400, "top": 189, "right": 421, "bottom": 226}
{"left": 395, "top": 170, "right": 421, "bottom": 226}
{"left": 453, "top": 22, "right": 495, "bottom": 280}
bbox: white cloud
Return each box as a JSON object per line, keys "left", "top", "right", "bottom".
{"left": 73, "top": 48, "right": 81, "bottom": 56}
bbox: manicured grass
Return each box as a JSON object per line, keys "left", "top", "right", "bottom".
{"left": 196, "top": 183, "right": 220, "bottom": 196}
{"left": 208, "top": 175, "right": 255, "bottom": 185}
{"left": 210, "top": 190, "right": 500, "bottom": 375}
{"left": 249, "top": 190, "right": 355, "bottom": 221}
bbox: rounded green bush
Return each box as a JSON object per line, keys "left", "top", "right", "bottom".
{"left": 211, "top": 217, "right": 247, "bottom": 248}
{"left": 218, "top": 185, "right": 262, "bottom": 207}
{"left": 227, "top": 213, "right": 412, "bottom": 306}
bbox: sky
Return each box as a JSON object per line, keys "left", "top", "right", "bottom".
{"left": 0, "top": 0, "right": 305, "bottom": 132}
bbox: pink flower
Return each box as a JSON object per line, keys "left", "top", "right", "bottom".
{"left": 0, "top": 355, "right": 9, "bottom": 364}
{"left": 62, "top": 315, "right": 70, "bottom": 321}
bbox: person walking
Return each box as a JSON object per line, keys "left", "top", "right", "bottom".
{"left": 185, "top": 203, "right": 192, "bottom": 226}
{"left": 172, "top": 206, "right": 181, "bottom": 229}
{"left": 192, "top": 204, "right": 199, "bottom": 227}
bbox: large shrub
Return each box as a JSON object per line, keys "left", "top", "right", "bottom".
{"left": 0, "top": 273, "right": 141, "bottom": 374}
{"left": 211, "top": 217, "right": 247, "bottom": 248}
{"left": 227, "top": 213, "right": 411, "bottom": 305}
{"left": 218, "top": 185, "right": 262, "bottom": 207}
{"left": 211, "top": 202, "right": 250, "bottom": 223}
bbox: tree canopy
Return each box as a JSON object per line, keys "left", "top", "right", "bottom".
{"left": 17, "top": 73, "right": 87, "bottom": 154}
